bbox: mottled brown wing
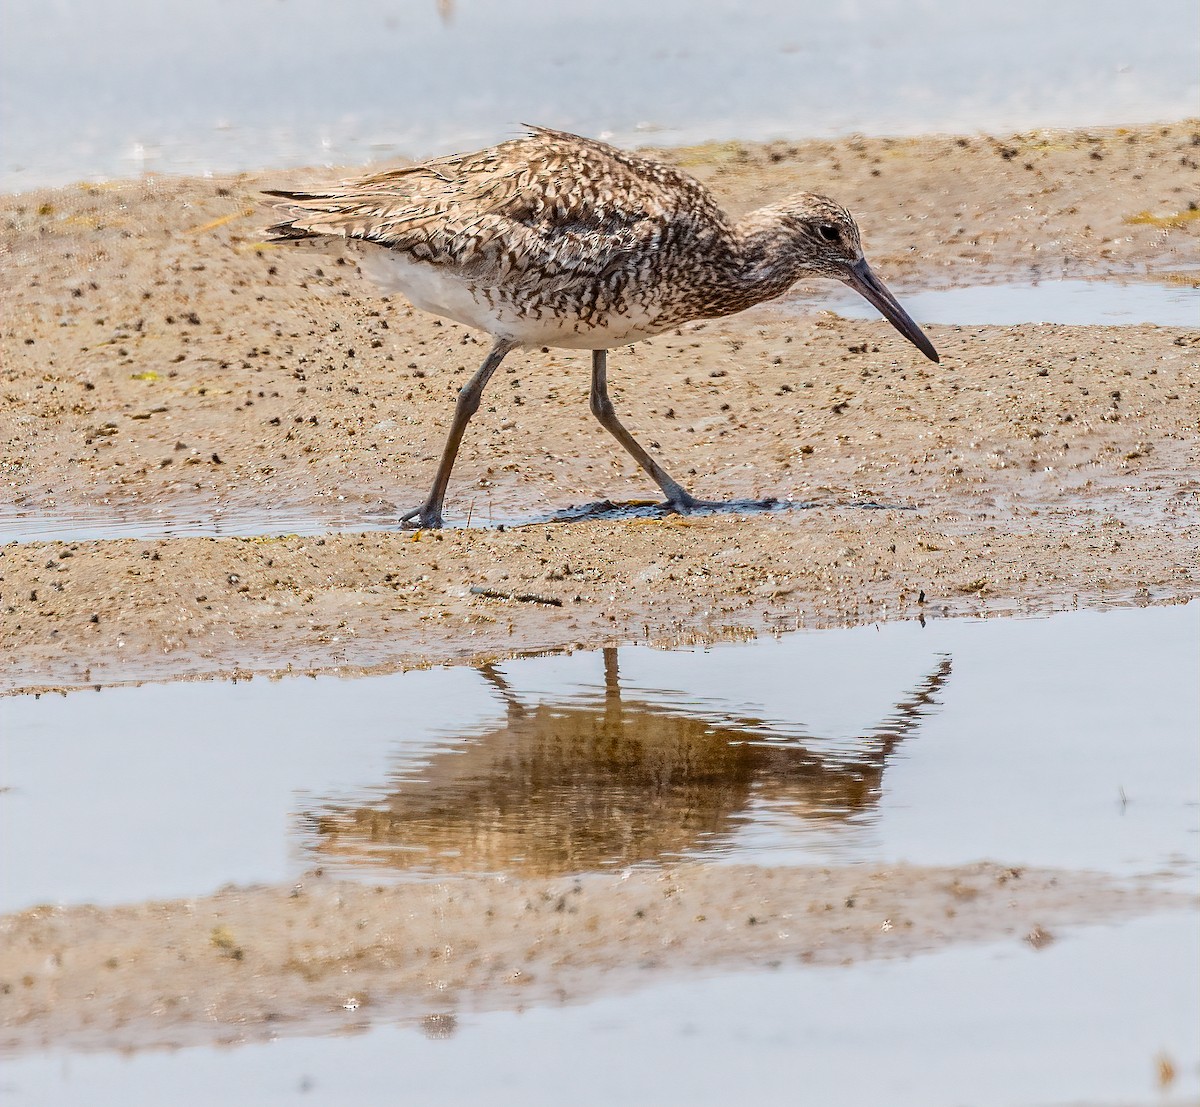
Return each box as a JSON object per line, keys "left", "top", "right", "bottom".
{"left": 264, "top": 128, "right": 730, "bottom": 288}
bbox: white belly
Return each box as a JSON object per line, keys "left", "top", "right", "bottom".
{"left": 353, "top": 245, "right": 665, "bottom": 350}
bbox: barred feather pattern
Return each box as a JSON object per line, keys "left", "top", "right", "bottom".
{"left": 264, "top": 126, "right": 865, "bottom": 349}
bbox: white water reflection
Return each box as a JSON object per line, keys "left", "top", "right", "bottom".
{"left": 3, "top": 0, "right": 1197, "bottom": 189}
{"left": 0, "top": 500, "right": 387, "bottom": 546}
{"left": 790, "top": 276, "right": 1200, "bottom": 328}
{"left": 2, "top": 603, "right": 1196, "bottom": 912}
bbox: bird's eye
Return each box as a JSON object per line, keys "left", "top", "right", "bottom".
{"left": 817, "top": 223, "right": 840, "bottom": 243}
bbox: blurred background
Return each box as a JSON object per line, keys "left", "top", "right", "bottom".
{"left": 2, "top": 0, "right": 1197, "bottom": 190}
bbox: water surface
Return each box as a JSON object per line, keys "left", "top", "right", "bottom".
{"left": 2, "top": 603, "right": 1197, "bottom": 1105}
{"left": 789, "top": 275, "right": 1200, "bottom": 328}
{"left": 6, "top": 911, "right": 1195, "bottom": 1106}
{"left": 3, "top": 0, "right": 1197, "bottom": 189}
{"left": 3, "top": 603, "right": 1195, "bottom": 911}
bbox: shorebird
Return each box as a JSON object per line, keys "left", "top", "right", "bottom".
{"left": 265, "top": 126, "right": 938, "bottom": 528}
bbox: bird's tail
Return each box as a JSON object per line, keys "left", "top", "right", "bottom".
{"left": 261, "top": 188, "right": 327, "bottom": 243}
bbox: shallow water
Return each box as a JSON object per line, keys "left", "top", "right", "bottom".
{"left": 788, "top": 275, "right": 1200, "bottom": 328}
{"left": 2, "top": 603, "right": 1198, "bottom": 1104}
{"left": 3, "top": 603, "right": 1196, "bottom": 911}
{"left": 5, "top": 911, "right": 1196, "bottom": 1106}
{"left": 3, "top": 0, "right": 1198, "bottom": 190}
{"left": 0, "top": 499, "right": 383, "bottom": 546}
{"left": 0, "top": 496, "right": 812, "bottom": 546}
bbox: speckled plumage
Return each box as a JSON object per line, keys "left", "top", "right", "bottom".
{"left": 265, "top": 126, "right": 937, "bottom": 526}
{"left": 267, "top": 126, "right": 862, "bottom": 347}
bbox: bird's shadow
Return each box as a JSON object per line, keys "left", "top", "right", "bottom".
{"left": 522, "top": 496, "right": 915, "bottom": 526}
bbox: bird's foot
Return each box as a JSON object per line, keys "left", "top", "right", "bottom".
{"left": 663, "top": 492, "right": 722, "bottom": 514}
{"left": 399, "top": 503, "right": 443, "bottom": 529}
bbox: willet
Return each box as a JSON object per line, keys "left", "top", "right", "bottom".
{"left": 265, "top": 126, "right": 938, "bottom": 528}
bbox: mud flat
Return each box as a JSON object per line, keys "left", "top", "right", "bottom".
{"left": 1, "top": 120, "right": 1198, "bottom": 692}
{"left": 1, "top": 861, "right": 1187, "bottom": 1056}
{"left": 1, "top": 124, "right": 1198, "bottom": 1088}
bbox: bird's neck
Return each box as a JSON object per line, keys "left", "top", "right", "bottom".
{"left": 698, "top": 208, "right": 805, "bottom": 318}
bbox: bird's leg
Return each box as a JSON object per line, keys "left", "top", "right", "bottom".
{"left": 401, "top": 338, "right": 516, "bottom": 528}
{"left": 588, "top": 349, "right": 702, "bottom": 511}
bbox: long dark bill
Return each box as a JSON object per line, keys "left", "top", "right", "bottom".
{"left": 845, "top": 258, "right": 939, "bottom": 363}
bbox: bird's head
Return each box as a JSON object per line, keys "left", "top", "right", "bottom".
{"left": 767, "top": 193, "right": 939, "bottom": 364}
{"left": 773, "top": 195, "right": 865, "bottom": 278}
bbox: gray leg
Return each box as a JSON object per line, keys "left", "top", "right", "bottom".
{"left": 589, "top": 349, "right": 699, "bottom": 510}
{"left": 401, "top": 338, "right": 516, "bottom": 528}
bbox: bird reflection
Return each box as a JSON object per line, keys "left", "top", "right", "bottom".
{"left": 306, "top": 649, "right": 951, "bottom": 877}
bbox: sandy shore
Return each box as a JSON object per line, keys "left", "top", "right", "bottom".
{"left": 1, "top": 122, "right": 1198, "bottom": 1056}
{"left": 1, "top": 121, "right": 1198, "bottom": 692}
{"left": 1, "top": 861, "right": 1185, "bottom": 1055}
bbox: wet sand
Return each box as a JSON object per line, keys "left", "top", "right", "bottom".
{"left": 1, "top": 861, "right": 1184, "bottom": 1055}
{"left": 1, "top": 121, "right": 1198, "bottom": 693}
{"left": 1, "top": 121, "right": 1198, "bottom": 1057}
